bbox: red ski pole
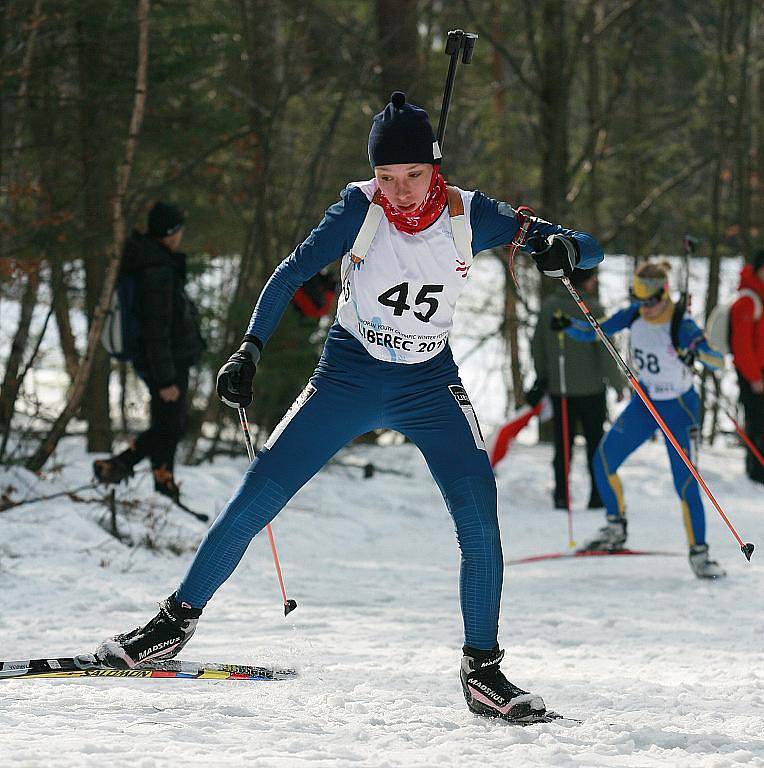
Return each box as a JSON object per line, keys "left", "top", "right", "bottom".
{"left": 237, "top": 407, "right": 297, "bottom": 616}
{"left": 561, "top": 276, "right": 754, "bottom": 561}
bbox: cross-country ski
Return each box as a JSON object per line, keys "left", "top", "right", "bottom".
{"left": 0, "top": 655, "right": 297, "bottom": 681}
{"left": 508, "top": 548, "right": 682, "bottom": 566}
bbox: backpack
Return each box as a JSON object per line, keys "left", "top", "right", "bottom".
{"left": 101, "top": 271, "right": 142, "bottom": 361}
{"left": 705, "top": 289, "right": 762, "bottom": 355}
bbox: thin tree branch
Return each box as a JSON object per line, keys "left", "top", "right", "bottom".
{"left": 599, "top": 156, "right": 712, "bottom": 246}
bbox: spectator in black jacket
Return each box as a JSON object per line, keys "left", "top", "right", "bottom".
{"left": 94, "top": 202, "right": 205, "bottom": 502}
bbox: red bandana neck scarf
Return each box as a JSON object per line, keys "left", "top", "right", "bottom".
{"left": 377, "top": 167, "right": 448, "bottom": 234}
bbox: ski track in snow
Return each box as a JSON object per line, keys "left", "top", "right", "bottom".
{"left": 1, "top": 435, "right": 762, "bottom": 768}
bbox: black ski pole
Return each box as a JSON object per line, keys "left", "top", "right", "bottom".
{"left": 678, "top": 234, "right": 700, "bottom": 458}
{"left": 237, "top": 407, "right": 297, "bottom": 616}
{"left": 435, "top": 29, "right": 478, "bottom": 157}
{"left": 695, "top": 371, "right": 764, "bottom": 471}
{"left": 559, "top": 275, "right": 755, "bottom": 562}
{"left": 680, "top": 235, "right": 697, "bottom": 314}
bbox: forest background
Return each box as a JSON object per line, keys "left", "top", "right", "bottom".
{"left": 0, "top": 0, "right": 761, "bottom": 473}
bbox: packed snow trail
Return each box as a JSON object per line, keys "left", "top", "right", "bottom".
{"left": 1, "top": 434, "right": 762, "bottom": 768}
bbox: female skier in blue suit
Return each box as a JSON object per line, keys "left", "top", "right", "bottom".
{"left": 559, "top": 260, "right": 725, "bottom": 578}
{"left": 98, "top": 92, "right": 603, "bottom": 722}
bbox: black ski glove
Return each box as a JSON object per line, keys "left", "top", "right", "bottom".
{"left": 524, "top": 377, "right": 547, "bottom": 408}
{"left": 677, "top": 347, "right": 696, "bottom": 367}
{"left": 527, "top": 233, "right": 579, "bottom": 278}
{"left": 216, "top": 336, "right": 261, "bottom": 408}
{"left": 550, "top": 313, "right": 572, "bottom": 331}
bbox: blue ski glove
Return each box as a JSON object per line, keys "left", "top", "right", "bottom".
{"left": 527, "top": 233, "right": 579, "bottom": 278}
{"left": 216, "top": 336, "right": 261, "bottom": 408}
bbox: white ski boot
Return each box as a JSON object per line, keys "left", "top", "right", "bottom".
{"left": 579, "top": 517, "right": 627, "bottom": 552}
{"left": 689, "top": 544, "right": 726, "bottom": 579}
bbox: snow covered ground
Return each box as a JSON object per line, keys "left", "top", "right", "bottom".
{"left": 1, "top": 431, "right": 762, "bottom": 767}
{"left": 1, "top": 251, "right": 761, "bottom": 765}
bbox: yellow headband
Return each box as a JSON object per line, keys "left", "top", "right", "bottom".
{"left": 632, "top": 274, "right": 668, "bottom": 300}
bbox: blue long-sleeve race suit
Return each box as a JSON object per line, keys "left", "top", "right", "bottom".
{"left": 177, "top": 184, "right": 603, "bottom": 650}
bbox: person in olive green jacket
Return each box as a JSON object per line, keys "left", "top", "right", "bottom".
{"left": 532, "top": 268, "right": 623, "bottom": 509}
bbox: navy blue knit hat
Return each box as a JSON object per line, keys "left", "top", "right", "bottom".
{"left": 368, "top": 91, "right": 441, "bottom": 169}
{"left": 148, "top": 202, "right": 185, "bottom": 239}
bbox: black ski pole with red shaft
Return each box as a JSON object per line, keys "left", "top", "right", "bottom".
{"left": 559, "top": 276, "right": 754, "bottom": 562}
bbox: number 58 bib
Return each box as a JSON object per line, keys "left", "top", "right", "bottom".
{"left": 629, "top": 317, "right": 693, "bottom": 400}
{"left": 336, "top": 180, "right": 476, "bottom": 364}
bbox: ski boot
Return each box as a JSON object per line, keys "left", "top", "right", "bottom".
{"left": 460, "top": 646, "right": 546, "bottom": 723}
{"left": 153, "top": 465, "right": 181, "bottom": 504}
{"left": 688, "top": 544, "right": 726, "bottom": 579}
{"left": 578, "top": 517, "right": 627, "bottom": 552}
{"left": 93, "top": 453, "right": 134, "bottom": 486}
{"left": 95, "top": 593, "right": 202, "bottom": 668}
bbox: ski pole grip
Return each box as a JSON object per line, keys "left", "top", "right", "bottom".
{"left": 461, "top": 33, "right": 478, "bottom": 63}
{"left": 445, "top": 29, "right": 464, "bottom": 55}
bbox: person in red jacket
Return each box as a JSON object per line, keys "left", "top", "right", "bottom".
{"left": 730, "top": 249, "right": 764, "bottom": 484}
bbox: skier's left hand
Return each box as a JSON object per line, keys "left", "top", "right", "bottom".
{"left": 527, "top": 233, "right": 579, "bottom": 278}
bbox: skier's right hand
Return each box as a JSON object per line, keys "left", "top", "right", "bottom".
{"left": 216, "top": 337, "right": 261, "bottom": 408}
{"left": 550, "top": 314, "right": 572, "bottom": 331}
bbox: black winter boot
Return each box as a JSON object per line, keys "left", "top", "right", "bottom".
{"left": 153, "top": 465, "right": 180, "bottom": 503}
{"left": 460, "top": 646, "right": 546, "bottom": 722}
{"left": 95, "top": 593, "right": 202, "bottom": 668}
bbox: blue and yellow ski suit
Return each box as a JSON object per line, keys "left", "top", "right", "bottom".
{"left": 566, "top": 301, "right": 722, "bottom": 546}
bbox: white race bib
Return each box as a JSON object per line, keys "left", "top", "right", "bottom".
{"left": 336, "top": 180, "right": 476, "bottom": 364}
{"left": 629, "top": 317, "right": 693, "bottom": 400}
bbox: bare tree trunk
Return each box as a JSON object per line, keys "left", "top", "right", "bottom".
{"left": 754, "top": 28, "right": 764, "bottom": 250}
{"left": 706, "top": 0, "right": 735, "bottom": 319}
{"left": 0, "top": 264, "right": 40, "bottom": 460}
{"left": 585, "top": 1, "right": 604, "bottom": 238}
{"left": 502, "top": 271, "right": 524, "bottom": 412}
{"left": 1, "top": 0, "right": 42, "bottom": 258}
{"left": 733, "top": 0, "right": 754, "bottom": 263}
{"left": 627, "top": 33, "right": 646, "bottom": 263}
{"left": 26, "top": 0, "right": 150, "bottom": 473}
{"left": 490, "top": 27, "right": 524, "bottom": 413}
{"left": 375, "top": 0, "right": 419, "bottom": 101}
{"left": 49, "top": 257, "right": 80, "bottom": 383}
{"left": 539, "top": 0, "right": 570, "bottom": 227}
{"left": 76, "top": 11, "right": 113, "bottom": 452}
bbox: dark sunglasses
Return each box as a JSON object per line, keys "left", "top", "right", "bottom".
{"left": 629, "top": 289, "right": 664, "bottom": 308}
